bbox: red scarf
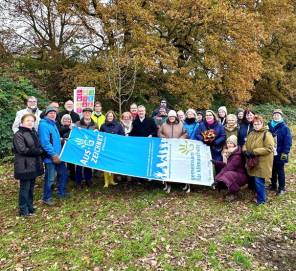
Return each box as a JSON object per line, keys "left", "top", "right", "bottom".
{"left": 131, "top": 112, "right": 138, "bottom": 119}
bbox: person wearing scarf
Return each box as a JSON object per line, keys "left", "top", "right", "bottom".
{"left": 224, "top": 114, "right": 239, "bottom": 140}
{"left": 195, "top": 109, "right": 226, "bottom": 175}
{"left": 211, "top": 135, "right": 248, "bottom": 202}
{"left": 182, "top": 109, "right": 199, "bottom": 140}
{"left": 267, "top": 109, "right": 292, "bottom": 195}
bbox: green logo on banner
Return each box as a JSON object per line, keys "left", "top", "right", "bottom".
{"left": 179, "top": 140, "right": 194, "bottom": 155}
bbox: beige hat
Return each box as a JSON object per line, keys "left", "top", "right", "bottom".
{"left": 218, "top": 106, "right": 227, "bottom": 115}
{"left": 168, "top": 110, "right": 177, "bottom": 117}
{"left": 227, "top": 135, "right": 237, "bottom": 146}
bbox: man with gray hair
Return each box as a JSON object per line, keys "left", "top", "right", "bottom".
{"left": 12, "top": 96, "right": 42, "bottom": 133}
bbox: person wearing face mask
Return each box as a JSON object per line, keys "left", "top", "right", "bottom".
{"left": 267, "top": 109, "right": 292, "bottom": 195}
{"left": 58, "top": 100, "right": 80, "bottom": 124}
{"left": 12, "top": 96, "right": 42, "bottom": 133}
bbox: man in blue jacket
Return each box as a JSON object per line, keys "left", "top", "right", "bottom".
{"left": 38, "top": 106, "right": 71, "bottom": 206}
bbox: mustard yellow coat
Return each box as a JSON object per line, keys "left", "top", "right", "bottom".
{"left": 242, "top": 126, "right": 274, "bottom": 179}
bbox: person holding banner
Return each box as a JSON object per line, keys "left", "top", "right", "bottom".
{"left": 121, "top": 112, "right": 133, "bottom": 136}
{"left": 100, "top": 110, "right": 125, "bottom": 187}
{"left": 195, "top": 110, "right": 226, "bottom": 175}
{"left": 38, "top": 107, "right": 71, "bottom": 206}
{"left": 158, "top": 110, "right": 188, "bottom": 193}
{"left": 75, "top": 107, "right": 98, "bottom": 189}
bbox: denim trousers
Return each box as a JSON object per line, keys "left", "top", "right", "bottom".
{"left": 43, "top": 162, "right": 68, "bottom": 201}
{"left": 271, "top": 163, "right": 285, "bottom": 191}
{"left": 254, "top": 176, "right": 266, "bottom": 204}
{"left": 19, "top": 178, "right": 35, "bottom": 215}
{"left": 75, "top": 166, "right": 93, "bottom": 183}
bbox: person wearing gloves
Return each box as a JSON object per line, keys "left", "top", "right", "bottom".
{"left": 217, "top": 106, "right": 227, "bottom": 126}
{"left": 211, "top": 135, "right": 248, "bottom": 202}
{"left": 182, "top": 109, "right": 200, "bottom": 140}
{"left": 195, "top": 110, "right": 226, "bottom": 175}
{"left": 242, "top": 115, "right": 274, "bottom": 206}
{"left": 38, "top": 106, "right": 71, "bottom": 206}
{"left": 158, "top": 110, "right": 188, "bottom": 193}
{"left": 13, "top": 114, "right": 44, "bottom": 217}
{"left": 267, "top": 109, "right": 292, "bottom": 195}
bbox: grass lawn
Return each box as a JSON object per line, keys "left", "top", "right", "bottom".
{"left": 0, "top": 129, "right": 296, "bottom": 270}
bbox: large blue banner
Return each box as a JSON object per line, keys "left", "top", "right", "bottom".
{"left": 60, "top": 126, "right": 214, "bottom": 186}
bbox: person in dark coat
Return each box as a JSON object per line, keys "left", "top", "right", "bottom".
{"left": 267, "top": 109, "right": 292, "bottom": 195}
{"left": 129, "top": 105, "right": 158, "bottom": 137}
{"left": 195, "top": 109, "right": 226, "bottom": 175}
{"left": 13, "top": 114, "right": 44, "bottom": 217}
{"left": 129, "top": 105, "right": 158, "bottom": 184}
{"left": 212, "top": 135, "right": 248, "bottom": 202}
{"left": 100, "top": 110, "right": 125, "bottom": 187}
{"left": 57, "top": 100, "right": 80, "bottom": 124}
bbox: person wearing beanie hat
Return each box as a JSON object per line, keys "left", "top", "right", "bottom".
{"left": 151, "top": 98, "right": 170, "bottom": 117}
{"left": 236, "top": 108, "right": 245, "bottom": 124}
{"left": 211, "top": 134, "right": 248, "bottom": 202}
{"left": 196, "top": 110, "right": 204, "bottom": 122}
{"left": 182, "top": 108, "right": 199, "bottom": 140}
{"left": 217, "top": 106, "right": 227, "bottom": 126}
{"left": 158, "top": 110, "right": 188, "bottom": 193}
{"left": 267, "top": 109, "right": 292, "bottom": 195}
{"left": 153, "top": 105, "right": 168, "bottom": 128}
{"left": 195, "top": 109, "right": 226, "bottom": 175}
{"left": 38, "top": 103, "right": 71, "bottom": 206}
{"left": 74, "top": 107, "right": 98, "bottom": 189}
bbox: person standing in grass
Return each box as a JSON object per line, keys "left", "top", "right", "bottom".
{"left": 243, "top": 115, "right": 274, "bottom": 206}
{"left": 100, "top": 110, "right": 125, "bottom": 187}
{"left": 39, "top": 106, "right": 71, "bottom": 206}
{"left": 267, "top": 109, "right": 292, "bottom": 195}
{"left": 14, "top": 114, "right": 44, "bottom": 217}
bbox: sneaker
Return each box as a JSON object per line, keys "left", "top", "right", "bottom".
{"left": 58, "top": 192, "right": 73, "bottom": 199}
{"left": 277, "top": 190, "right": 285, "bottom": 196}
{"left": 76, "top": 182, "right": 83, "bottom": 189}
{"left": 266, "top": 184, "right": 277, "bottom": 190}
{"left": 85, "top": 181, "right": 95, "bottom": 188}
{"left": 43, "top": 199, "right": 56, "bottom": 206}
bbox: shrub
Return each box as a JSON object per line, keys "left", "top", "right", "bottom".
{"left": 0, "top": 70, "right": 49, "bottom": 159}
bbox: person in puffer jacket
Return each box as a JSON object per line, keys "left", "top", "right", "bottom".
{"left": 212, "top": 135, "right": 248, "bottom": 202}
{"left": 267, "top": 109, "right": 292, "bottom": 195}
{"left": 182, "top": 109, "right": 199, "bottom": 140}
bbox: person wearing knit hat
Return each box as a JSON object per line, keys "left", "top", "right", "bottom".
{"left": 158, "top": 109, "right": 188, "bottom": 193}
{"left": 217, "top": 106, "right": 227, "bottom": 126}
{"left": 45, "top": 106, "right": 56, "bottom": 115}
{"left": 195, "top": 109, "right": 226, "bottom": 175}
{"left": 267, "top": 108, "right": 292, "bottom": 195}
{"left": 211, "top": 134, "right": 248, "bottom": 202}
{"left": 196, "top": 110, "right": 204, "bottom": 123}
{"left": 182, "top": 108, "right": 199, "bottom": 140}
{"left": 153, "top": 105, "right": 168, "bottom": 128}
{"left": 151, "top": 98, "right": 170, "bottom": 117}
{"left": 236, "top": 108, "right": 245, "bottom": 124}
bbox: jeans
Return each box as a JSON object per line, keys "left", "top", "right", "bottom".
{"left": 75, "top": 166, "right": 92, "bottom": 183}
{"left": 19, "top": 178, "right": 35, "bottom": 215}
{"left": 254, "top": 177, "right": 266, "bottom": 204}
{"left": 271, "top": 163, "right": 285, "bottom": 191}
{"left": 44, "top": 162, "right": 68, "bottom": 201}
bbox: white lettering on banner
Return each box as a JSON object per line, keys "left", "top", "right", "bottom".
{"left": 91, "top": 133, "right": 104, "bottom": 164}
{"left": 81, "top": 149, "right": 91, "bottom": 165}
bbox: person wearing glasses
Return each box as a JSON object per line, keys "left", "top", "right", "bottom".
{"left": 12, "top": 96, "right": 42, "bottom": 133}
{"left": 151, "top": 97, "right": 170, "bottom": 117}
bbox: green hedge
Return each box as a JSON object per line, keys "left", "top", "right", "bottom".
{"left": 0, "top": 71, "right": 49, "bottom": 159}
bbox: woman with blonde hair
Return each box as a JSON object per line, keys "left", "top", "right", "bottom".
{"left": 121, "top": 112, "right": 133, "bottom": 136}
{"left": 224, "top": 114, "right": 239, "bottom": 139}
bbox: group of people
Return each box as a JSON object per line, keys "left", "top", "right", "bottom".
{"left": 12, "top": 96, "right": 292, "bottom": 217}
